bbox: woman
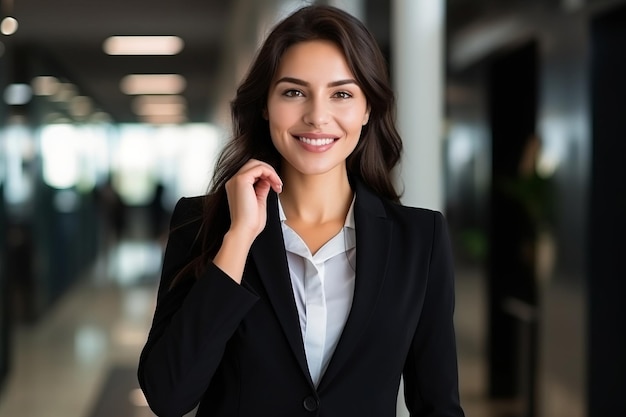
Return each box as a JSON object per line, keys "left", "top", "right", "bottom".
{"left": 138, "top": 5, "right": 464, "bottom": 417}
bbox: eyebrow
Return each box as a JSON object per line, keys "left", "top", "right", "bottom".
{"left": 274, "top": 77, "right": 358, "bottom": 88}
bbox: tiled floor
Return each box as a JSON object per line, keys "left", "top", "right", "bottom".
{"left": 0, "top": 237, "right": 504, "bottom": 417}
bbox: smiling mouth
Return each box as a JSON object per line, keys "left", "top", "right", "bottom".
{"left": 297, "top": 137, "right": 336, "bottom": 146}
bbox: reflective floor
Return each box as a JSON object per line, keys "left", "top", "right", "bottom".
{"left": 0, "top": 238, "right": 163, "bottom": 417}
{"left": 0, "top": 236, "right": 501, "bottom": 417}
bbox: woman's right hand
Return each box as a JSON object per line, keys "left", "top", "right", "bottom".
{"left": 224, "top": 159, "right": 283, "bottom": 243}
{"left": 213, "top": 160, "right": 282, "bottom": 283}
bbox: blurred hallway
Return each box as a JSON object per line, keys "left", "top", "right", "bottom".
{"left": 0, "top": 233, "right": 163, "bottom": 417}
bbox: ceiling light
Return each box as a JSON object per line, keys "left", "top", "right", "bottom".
{"left": 69, "top": 96, "right": 93, "bottom": 117}
{"left": 1, "top": 17, "right": 18, "bottom": 36}
{"left": 132, "top": 95, "right": 187, "bottom": 116}
{"left": 134, "top": 102, "right": 186, "bottom": 116}
{"left": 120, "top": 74, "right": 186, "bottom": 95}
{"left": 32, "top": 76, "right": 61, "bottom": 96}
{"left": 140, "top": 113, "right": 187, "bottom": 125}
{"left": 4, "top": 84, "right": 32, "bottom": 105}
{"left": 103, "top": 36, "right": 184, "bottom": 55}
{"left": 133, "top": 95, "right": 186, "bottom": 106}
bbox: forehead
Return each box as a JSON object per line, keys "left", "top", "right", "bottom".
{"left": 274, "top": 40, "right": 355, "bottom": 80}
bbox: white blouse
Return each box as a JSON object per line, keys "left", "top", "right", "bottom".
{"left": 278, "top": 197, "right": 356, "bottom": 387}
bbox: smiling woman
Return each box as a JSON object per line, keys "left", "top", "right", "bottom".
{"left": 138, "top": 5, "right": 465, "bottom": 417}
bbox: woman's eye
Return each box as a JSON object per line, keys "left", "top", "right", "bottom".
{"left": 283, "top": 89, "right": 304, "bottom": 97}
{"left": 333, "top": 91, "right": 352, "bottom": 99}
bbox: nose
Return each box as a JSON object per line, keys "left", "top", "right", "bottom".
{"left": 303, "top": 97, "right": 330, "bottom": 127}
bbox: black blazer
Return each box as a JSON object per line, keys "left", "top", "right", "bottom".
{"left": 138, "top": 179, "right": 464, "bottom": 417}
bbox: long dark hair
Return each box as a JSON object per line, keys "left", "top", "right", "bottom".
{"left": 174, "top": 5, "right": 403, "bottom": 285}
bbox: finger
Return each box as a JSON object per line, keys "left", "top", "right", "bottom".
{"left": 239, "top": 161, "right": 283, "bottom": 193}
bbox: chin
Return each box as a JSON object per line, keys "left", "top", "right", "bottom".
{"left": 290, "top": 160, "right": 346, "bottom": 177}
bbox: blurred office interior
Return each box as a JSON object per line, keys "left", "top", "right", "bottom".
{"left": 0, "top": 0, "right": 625, "bottom": 416}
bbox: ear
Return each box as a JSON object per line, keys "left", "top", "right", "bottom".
{"left": 262, "top": 108, "right": 269, "bottom": 120}
{"left": 362, "top": 106, "right": 371, "bottom": 126}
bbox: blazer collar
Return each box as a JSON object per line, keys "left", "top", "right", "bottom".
{"left": 250, "top": 177, "right": 394, "bottom": 390}
{"left": 250, "top": 193, "right": 311, "bottom": 384}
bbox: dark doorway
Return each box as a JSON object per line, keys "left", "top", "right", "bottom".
{"left": 589, "top": 5, "right": 626, "bottom": 417}
{"left": 486, "top": 40, "right": 540, "bottom": 417}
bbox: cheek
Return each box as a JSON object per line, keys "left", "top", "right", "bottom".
{"left": 267, "top": 115, "right": 290, "bottom": 147}
{"left": 342, "top": 107, "right": 369, "bottom": 131}
{"left": 268, "top": 103, "right": 298, "bottom": 129}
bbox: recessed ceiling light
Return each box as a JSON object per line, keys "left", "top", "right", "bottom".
{"left": 133, "top": 95, "right": 186, "bottom": 106}
{"left": 4, "top": 84, "right": 32, "bottom": 105}
{"left": 140, "top": 113, "right": 187, "bottom": 125}
{"left": 32, "top": 76, "right": 61, "bottom": 96}
{"left": 120, "top": 74, "right": 186, "bottom": 95}
{"left": 132, "top": 95, "right": 187, "bottom": 116}
{"left": 1, "top": 17, "right": 18, "bottom": 36}
{"left": 69, "top": 96, "right": 93, "bottom": 117}
{"left": 103, "top": 36, "right": 184, "bottom": 55}
{"left": 134, "top": 102, "right": 186, "bottom": 117}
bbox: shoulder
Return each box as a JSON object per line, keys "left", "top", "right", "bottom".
{"left": 381, "top": 199, "right": 447, "bottom": 238}
{"left": 165, "top": 196, "right": 205, "bottom": 256}
{"left": 167, "top": 194, "right": 230, "bottom": 252}
{"left": 170, "top": 196, "right": 204, "bottom": 226}
{"left": 353, "top": 177, "right": 444, "bottom": 230}
{"left": 383, "top": 199, "right": 443, "bottom": 223}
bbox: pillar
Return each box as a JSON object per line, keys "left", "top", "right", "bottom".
{"left": 392, "top": 0, "right": 445, "bottom": 211}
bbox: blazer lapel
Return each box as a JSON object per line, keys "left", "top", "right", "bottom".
{"left": 318, "top": 179, "right": 393, "bottom": 391}
{"left": 250, "top": 192, "right": 312, "bottom": 385}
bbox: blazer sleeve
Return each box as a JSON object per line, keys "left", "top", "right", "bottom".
{"left": 137, "top": 197, "right": 259, "bottom": 417}
{"left": 403, "top": 211, "right": 465, "bottom": 417}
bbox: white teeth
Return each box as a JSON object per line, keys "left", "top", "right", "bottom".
{"left": 298, "top": 137, "right": 335, "bottom": 146}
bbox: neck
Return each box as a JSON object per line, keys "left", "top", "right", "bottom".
{"left": 279, "top": 166, "right": 353, "bottom": 225}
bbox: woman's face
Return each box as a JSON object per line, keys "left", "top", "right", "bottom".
{"left": 266, "top": 40, "right": 370, "bottom": 178}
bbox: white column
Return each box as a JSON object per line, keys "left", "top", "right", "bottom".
{"left": 392, "top": 1, "right": 444, "bottom": 416}
{"left": 392, "top": 0, "right": 445, "bottom": 212}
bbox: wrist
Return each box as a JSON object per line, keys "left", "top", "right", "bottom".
{"left": 222, "top": 229, "right": 256, "bottom": 250}
{"left": 213, "top": 230, "right": 255, "bottom": 284}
